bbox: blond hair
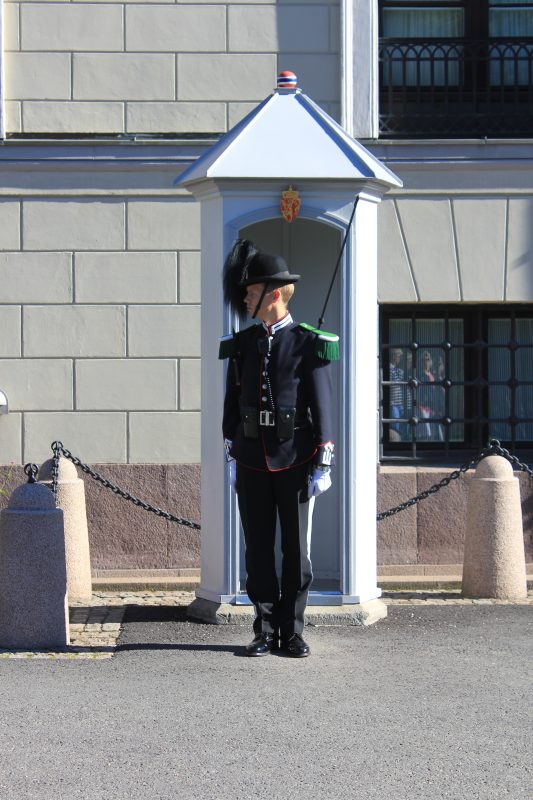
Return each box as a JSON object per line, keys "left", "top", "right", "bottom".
{"left": 279, "top": 283, "right": 295, "bottom": 305}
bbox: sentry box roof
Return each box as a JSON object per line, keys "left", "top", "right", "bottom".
{"left": 177, "top": 80, "right": 402, "bottom": 189}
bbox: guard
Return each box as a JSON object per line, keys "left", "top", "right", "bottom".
{"left": 220, "top": 239, "right": 339, "bottom": 657}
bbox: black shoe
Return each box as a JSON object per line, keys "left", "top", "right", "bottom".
{"left": 245, "top": 632, "right": 278, "bottom": 657}
{"left": 281, "top": 633, "right": 311, "bottom": 658}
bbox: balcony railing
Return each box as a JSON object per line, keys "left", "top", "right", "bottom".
{"left": 379, "top": 38, "right": 533, "bottom": 137}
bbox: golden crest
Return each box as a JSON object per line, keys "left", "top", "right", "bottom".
{"left": 280, "top": 186, "right": 301, "bottom": 223}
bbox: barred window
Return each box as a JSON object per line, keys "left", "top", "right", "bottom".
{"left": 378, "top": 0, "right": 533, "bottom": 136}
{"left": 380, "top": 305, "right": 533, "bottom": 461}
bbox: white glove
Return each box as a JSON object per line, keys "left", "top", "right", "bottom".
{"left": 307, "top": 467, "right": 332, "bottom": 498}
{"left": 229, "top": 459, "right": 237, "bottom": 492}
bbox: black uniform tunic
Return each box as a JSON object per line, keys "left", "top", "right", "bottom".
{"left": 222, "top": 318, "right": 334, "bottom": 470}
{"left": 221, "top": 315, "right": 336, "bottom": 637}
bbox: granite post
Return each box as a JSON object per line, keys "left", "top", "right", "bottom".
{"left": 463, "top": 455, "right": 527, "bottom": 599}
{"left": 0, "top": 480, "right": 69, "bottom": 649}
{"left": 39, "top": 457, "right": 92, "bottom": 603}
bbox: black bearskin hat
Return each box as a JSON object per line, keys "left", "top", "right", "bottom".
{"left": 223, "top": 239, "right": 300, "bottom": 321}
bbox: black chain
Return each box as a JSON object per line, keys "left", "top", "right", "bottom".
{"left": 50, "top": 441, "right": 201, "bottom": 530}
{"left": 44, "top": 439, "right": 531, "bottom": 529}
{"left": 51, "top": 441, "right": 61, "bottom": 502}
{"left": 377, "top": 439, "right": 532, "bottom": 522}
{"left": 24, "top": 463, "right": 39, "bottom": 484}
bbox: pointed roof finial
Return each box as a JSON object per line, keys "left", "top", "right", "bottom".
{"left": 277, "top": 71, "right": 297, "bottom": 91}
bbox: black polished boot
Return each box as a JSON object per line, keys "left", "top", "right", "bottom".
{"left": 245, "top": 632, "right": 278, "bottom": 657}
{"left": 281, "top": 632, "right": 310, "bottom": 658}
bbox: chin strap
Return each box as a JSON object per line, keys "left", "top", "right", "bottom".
{"left": 251, "top": 282, "right": 270, "bottom": 320}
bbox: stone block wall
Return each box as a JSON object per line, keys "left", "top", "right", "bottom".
{"left": 0, "top": 194, "right": 201, "bottom": 465}
{"left": 4, "top": 0, "right": 341, "bottom": 135}
{"left": 0, "top": 463, "right": 530, "bottom": 570}
{"left": 378, "top": 194, "right": 533, "bottom": 303}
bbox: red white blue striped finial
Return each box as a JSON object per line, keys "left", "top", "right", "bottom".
{"left": 277, "top": 71, "right": 297, "bottom": 90}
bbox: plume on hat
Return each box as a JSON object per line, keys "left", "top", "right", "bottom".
{"left": 222, "top": 238, "right": 257, "bottom": 322}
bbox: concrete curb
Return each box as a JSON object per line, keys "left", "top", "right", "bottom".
{"left": 187, "top": 597, "right": 388, "bottom": 627}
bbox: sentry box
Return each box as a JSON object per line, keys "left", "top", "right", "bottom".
{"left": 178, "top": 73, "right": 402, "bottom": 615}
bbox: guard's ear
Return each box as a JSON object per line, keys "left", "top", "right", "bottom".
{"left": 272, "top": 287, "right": 281, "bottom": 303}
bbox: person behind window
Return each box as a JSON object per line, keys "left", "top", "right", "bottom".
{"left": 389, "top": 347, "right": 405, "bottom": 440}
{"left": 418, "top": 350, "right": 445, "bottom": 441}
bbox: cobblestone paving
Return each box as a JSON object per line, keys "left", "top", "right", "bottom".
{"left": 0, "top": 588, "right": 530, "bottom": 660}
{"left": 380, "top": 588, "right": 533, "bottom": 606}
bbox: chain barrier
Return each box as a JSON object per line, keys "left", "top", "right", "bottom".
{"left": 24, "top": 438, "right": 532, "bottom": 529}
{"left": 50, "top": 441, "right": 201, "bottom": 531}
{"left": 377, "top": 439, "right": 533, "bottom": 522}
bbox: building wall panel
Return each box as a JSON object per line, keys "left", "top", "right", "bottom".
{"left": 22, "top": 101, "right": 125, "bottom": 133}
{"left": 20, "top": 4, "right": 124, "bottom": 51}
{"left": 5, "top": 53, "right": 71, "bottom": 100}
{"left": 6, "top": 0, "right": 341, "bottom": 135}
{"left": 23, "top": 305, "right": 126, "bottom": 358}
{"left": 453, "top": 198, "right": 507, "bottom": 301}
{"left": 24, "top": 412, "right": 127, "bottom": 464}
{"left": 396, "top": 198, "right": 460, "bottom": 302}
{"left": 0, "top": 202, "right": 20, "bottom": 250}
{"left": 76, "top": 359, "right": 178, "bottom": 411}
{"left": 0, "top": 253, "right": 72, "bottom": 303}
{"left": 377, "top": 199, "right": 417, "bottom": 302}
{"left": 23, "top": 201, "right": 125, "bottom": 251}
{"left": 75, "top": 252, "right": 178, "bottom": 304}
{"left": 506, "top": 197, "right": 533, "bottom": 302}
{"left": 0, "top": 306, "right": 21, "bottom": 357}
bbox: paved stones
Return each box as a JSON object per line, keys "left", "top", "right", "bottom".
{"left": 1, "top": 588, "right": 531, "bottom": 661}
{"left": 0, "top": 604, "right": 124, "bottom": 661}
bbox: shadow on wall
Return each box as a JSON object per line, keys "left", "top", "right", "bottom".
{"left": 508, "top": 197, "right": 533, "bottom": 300}
{"left": 274, "top": 0, "right": 340, "bottom": 122}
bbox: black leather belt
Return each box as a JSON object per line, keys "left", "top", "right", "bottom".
{"left": 258, "top": 410, "right": 310, "bottom": 428}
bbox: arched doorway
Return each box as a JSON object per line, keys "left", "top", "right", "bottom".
{"left": 239, "top": 217, "right": 343, "bottom": 595}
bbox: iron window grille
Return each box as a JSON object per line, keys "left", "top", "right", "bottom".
{"left": 378, "top": 0, "right": 533, "bottom": 137}
{"left": 380, "top": 305, "right": 533, "bottom": 462}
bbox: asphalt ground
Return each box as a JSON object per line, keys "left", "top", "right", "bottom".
{"left": 0, "top": 604, "right": 530, "bottom": 800}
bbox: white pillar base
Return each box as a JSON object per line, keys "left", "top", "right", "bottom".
{"left": 188, "top": 596, "right": 387, "bottom": 627}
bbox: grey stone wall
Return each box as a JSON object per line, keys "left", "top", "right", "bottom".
{"left": 0, "top": 189, "right": 201, "bottom": 465}
{"left": 4, "top": 0, "right": 341, "bottom": 135}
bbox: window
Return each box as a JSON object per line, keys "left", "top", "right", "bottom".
{"left": 378, "top": 0, "right": 533, "bottom": 136}
{"left": 380, "top": 306, "right": 533, "bottom": 461}
{"left": 381, "top": 0, "right": 466, "bottom": 87}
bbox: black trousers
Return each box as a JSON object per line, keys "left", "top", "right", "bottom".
{"left": 236, "top": 462, "right": 314, "bottom": 637}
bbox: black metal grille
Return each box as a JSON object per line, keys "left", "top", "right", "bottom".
{"left": 380, "top": 305, "right": 533, "bottom": 462}
{"left": 379, "top": 37, "right": 533, "bottom": 137}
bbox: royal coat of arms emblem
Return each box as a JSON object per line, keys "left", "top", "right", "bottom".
{"left": 280, "top": 186, "right": 301, "bottom": 223}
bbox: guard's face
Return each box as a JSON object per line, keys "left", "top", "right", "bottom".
{"left": 244, "top": 283, "right": 274, "bottom": 318}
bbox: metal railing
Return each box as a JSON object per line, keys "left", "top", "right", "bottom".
{"left": 379, "top": 37, "right": 533, "bottom": 137}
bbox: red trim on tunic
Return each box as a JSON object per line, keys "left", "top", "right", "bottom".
{"left": 236, "top": 449, "right": 317, "bottom": 474}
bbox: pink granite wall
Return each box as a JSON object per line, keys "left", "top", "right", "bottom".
{"left": 0, "top": 463, "right": 531, "bottom": 568}
{"left": 377, "top": 467, "right": 533, "bottom": 565}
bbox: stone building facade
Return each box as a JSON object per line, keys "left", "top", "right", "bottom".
{"left": 0, "top": 0, "right": 531, "bottom": 572}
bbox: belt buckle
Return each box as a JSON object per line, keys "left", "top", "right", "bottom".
{"left": 260, "top": 410, "right": 275, "bottom": 427}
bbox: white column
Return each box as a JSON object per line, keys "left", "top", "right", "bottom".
{"left": 342, "top": 0, "right": 379, "bottom": 139}
{"left": 345, "top": 192, "right": 381, "bottom": 602}
{"left": 196, "top": 191, "right": 235, "bottom": 603}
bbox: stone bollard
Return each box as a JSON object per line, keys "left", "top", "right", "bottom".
{"left": 39, "top": 457, "right": 92, "bottom": 603}
{"left": 463, "top": 455, "right": 527, "bottom": 599}
{"left": 0, "top": 477, "right": 69, "bottom": 649}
